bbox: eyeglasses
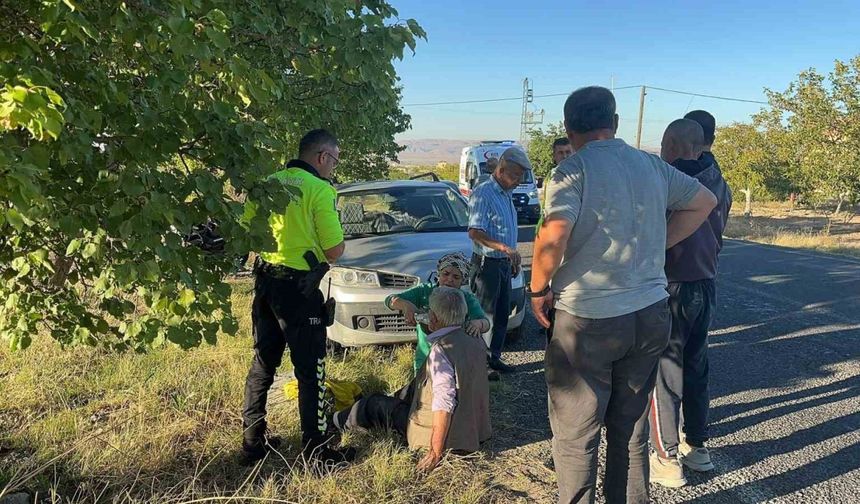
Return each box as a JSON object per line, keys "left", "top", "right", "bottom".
{"left": 319, "top": 150, "right": 339, "bottom": 166}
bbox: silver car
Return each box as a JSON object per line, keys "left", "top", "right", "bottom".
{"left": 324, "top": 179, "right": 525, "bottom": 347}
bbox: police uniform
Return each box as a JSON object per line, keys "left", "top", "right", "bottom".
{"left": 242, "top": 159, "right": 343, "bottom": 453}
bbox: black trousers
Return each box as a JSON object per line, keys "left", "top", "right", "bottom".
{"left": 333, "top": 383, "right": 414, "bottom": 438}
{"left": 646, "top": 279, "right": 716, "bottom": 457}
{"left": 546, "top": 300, "right": 670, "bottom": 504}
{"left": 470, "top": 254, "right": 511, "bottom": 360}
{"left": 242, "top": 271, "right": 328, "bottom": 449}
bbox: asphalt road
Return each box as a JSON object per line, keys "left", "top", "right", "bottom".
{"left": 489, "top": 226, "right": 860, "bottom": 503}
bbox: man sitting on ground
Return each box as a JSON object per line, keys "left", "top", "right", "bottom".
{"left": 332, "top": 287, "right": 492, "bottom": 471}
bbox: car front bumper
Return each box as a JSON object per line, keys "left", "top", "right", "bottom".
{"left": 327, "top": 285, "right": 527, "bottom": 347}
{"left": 515, "top": 203, "right": 541, "bottom": 222}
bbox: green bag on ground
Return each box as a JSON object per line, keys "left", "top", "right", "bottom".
{"left": 284, "top": 377, "right": 363, "bottom": 411}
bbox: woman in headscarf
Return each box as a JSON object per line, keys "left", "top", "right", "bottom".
{"left": 385, "top": 252, "right": 490, "bottom": 374}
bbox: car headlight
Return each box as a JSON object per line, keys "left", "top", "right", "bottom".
{"left": 528, "top": 190, "right": 538, "bottom": 200}
{"left": 329, "top": 267, "right": 380, "bottom": 288}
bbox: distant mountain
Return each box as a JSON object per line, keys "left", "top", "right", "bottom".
{"left": 394, "top": 138, "right": 660, "bottom": 165}
{"left": 395, "top": 139, "right": 475, "bottom": 166}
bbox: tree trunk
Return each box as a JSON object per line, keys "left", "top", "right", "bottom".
{"left": 835, "top": 194, "right": 845, "bottom": 215}
{"left": 49, "top": 254, "right": 74, "bottom": 289}
{"left": 742, "top": 188, "right": 752, "bottom": 217}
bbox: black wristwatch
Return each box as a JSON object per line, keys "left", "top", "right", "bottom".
{"left": 526, "top": 285, "right": 551, "bottom": 298}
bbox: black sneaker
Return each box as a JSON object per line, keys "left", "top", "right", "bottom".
{"left": 488, "top": 357, "right": 516, "bottom": 373}
{"left": 302, "top": 443, "right": 356, "bottom": 471}
{"left": 239, "top": 435, "right": 283, "bottom": 466}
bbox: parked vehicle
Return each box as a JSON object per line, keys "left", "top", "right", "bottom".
{"left": 325, "top": 179, "right": 525, "bottom": 347}
{"left": 458, "top": 140, "right": 542, "bottom": 223}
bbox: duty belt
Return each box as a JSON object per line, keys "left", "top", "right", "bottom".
{"left": 254, "top": 257, "right": 305, "bottom": 280}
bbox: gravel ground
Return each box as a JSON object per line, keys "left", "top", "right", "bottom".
{"left": 481, "top": 227, "right": 860, "bottom": 504}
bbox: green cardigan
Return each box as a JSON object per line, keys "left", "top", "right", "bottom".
{"left": 384, "top": 283, "right": 487, "bottom": 374}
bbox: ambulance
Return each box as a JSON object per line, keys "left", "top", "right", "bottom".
{"left": 458, "top": 140, "right": 542, "bottom": 223}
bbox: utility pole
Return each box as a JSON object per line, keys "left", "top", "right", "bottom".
{"left": 635, "top": 85, "right": 646, "bottom": 149}
{"left": 519, "top": 78, "right": 544, "bottom": 145}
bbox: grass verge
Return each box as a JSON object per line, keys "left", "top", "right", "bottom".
{"left": 0, "top": 280, "right": 499, "bottom": 503}
{"left": 724, "top": 203, "right": 860, "bottom": 259}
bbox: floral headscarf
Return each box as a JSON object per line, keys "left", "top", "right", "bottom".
{"left": 436, "top": 252, "right": 470, "bottom": 285}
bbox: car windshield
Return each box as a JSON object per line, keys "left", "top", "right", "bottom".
{"left": 337, "top": 186, "right": 469, "bottom": 238}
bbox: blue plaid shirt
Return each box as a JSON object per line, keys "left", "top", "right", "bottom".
{"left": 468, "top": 176, "right": 518, "bottom": 258}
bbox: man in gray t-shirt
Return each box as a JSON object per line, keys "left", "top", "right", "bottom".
{"left": 545, "top": 138, "right": 702, "bottom": 318}
{"left": 528, "top": 86, "right": 716, "bottom": 504}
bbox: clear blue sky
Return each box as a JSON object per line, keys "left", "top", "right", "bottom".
{"left": 392, "top": 0, "right": 860, "bottom": 148}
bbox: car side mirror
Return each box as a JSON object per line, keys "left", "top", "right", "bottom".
{"left": 536, "top": 177, "right": 544, "bottom": 189}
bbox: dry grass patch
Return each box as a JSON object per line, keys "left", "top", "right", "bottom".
{"left": 0, "top": 280, "right": 503, "bottom": 503}
{"left": 725, "top": 202, "right": 860, "bottom": 258}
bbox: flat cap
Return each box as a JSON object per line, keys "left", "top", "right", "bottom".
{"left": 500, "top": 147, "right": 533, "bottom": 171}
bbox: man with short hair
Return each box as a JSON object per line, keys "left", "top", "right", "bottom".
{"left": 646, "top": 116, "right": 732, "bottom": 487}
{"left": 685, "top": 110, "right": 716, "bottom": 153}
{"left": 468, "top": 147, "right": 532, "bottom": 373}
{"left": 332, "top": 286, "right": 492, "bottom": 472}
{"left": 530, "top": 86, "right": 717, "bottom": 504}
{"left": 241, "top": 128, "right": 353, "bottom": 467}
{"left": 552, "top": 137, "right": 574, "bottom": 165}
{"left": 535, "top": 137, "right": 575, "bottom": 340}
{"left": 684, "top": 110, "right": 724, "bottom": 205}
{"left": 537, "top": 138, "right": 575, "bottom": 237}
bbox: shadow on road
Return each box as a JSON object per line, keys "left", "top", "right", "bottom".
{"left": 688, "top": 440, "right": 860, "bottom": 504}
{"left": 677, "top": 242, "right": 860, "bottom": 500}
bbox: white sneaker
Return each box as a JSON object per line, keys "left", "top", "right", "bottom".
{"left": 679, "top": 441, "right": 715, "bottom": 472}
{"left": 650, "top": 453, "right": 687, "bottom": 488}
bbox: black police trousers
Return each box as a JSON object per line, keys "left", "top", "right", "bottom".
{"left": 242, "top": 271, "right": 328, "bottom": 450}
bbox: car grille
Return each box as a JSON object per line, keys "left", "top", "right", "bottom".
{"left": 513, "top": 193, "right": 528, "bottom": 206}
{"left": 373, "top": 313, "right": 415, "bottom": 333}
{"left": 378, "top": 272, "right": 419, "bottom": 288}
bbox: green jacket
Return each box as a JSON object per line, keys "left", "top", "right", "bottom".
{"left": 384, "top": 283, "right": 487, "bottom": 374}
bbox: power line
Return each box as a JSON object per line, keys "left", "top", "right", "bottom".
{"left": 646, "top": 86, "right": 768, "bottom": 105}
{"left": 401, "top": 84, "right": 765, "bottom": 107}
{"left": 403, "top": 96, "right": 521, "bottom": 107}
{"left": 533, "top": 85, "right": 641, "bottom": 100}
{"left": 402, "top": 85, "right": 641, "bottom": 107}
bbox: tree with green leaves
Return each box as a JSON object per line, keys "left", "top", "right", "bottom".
{"left": 713, "top": 123, "right": 777, "bottom": 215}
{"left": 526, "top": 122, "right": 566, "bottom": 179}
{"left": 766, "top": 57, "right": 860, "bottom": 215}
{"left": 0, "top": 0, "right": 425, "bottom": 350}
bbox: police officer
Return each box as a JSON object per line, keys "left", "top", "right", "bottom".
{"left": 241, "top": 129, "right": 352, "bottom": 466}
